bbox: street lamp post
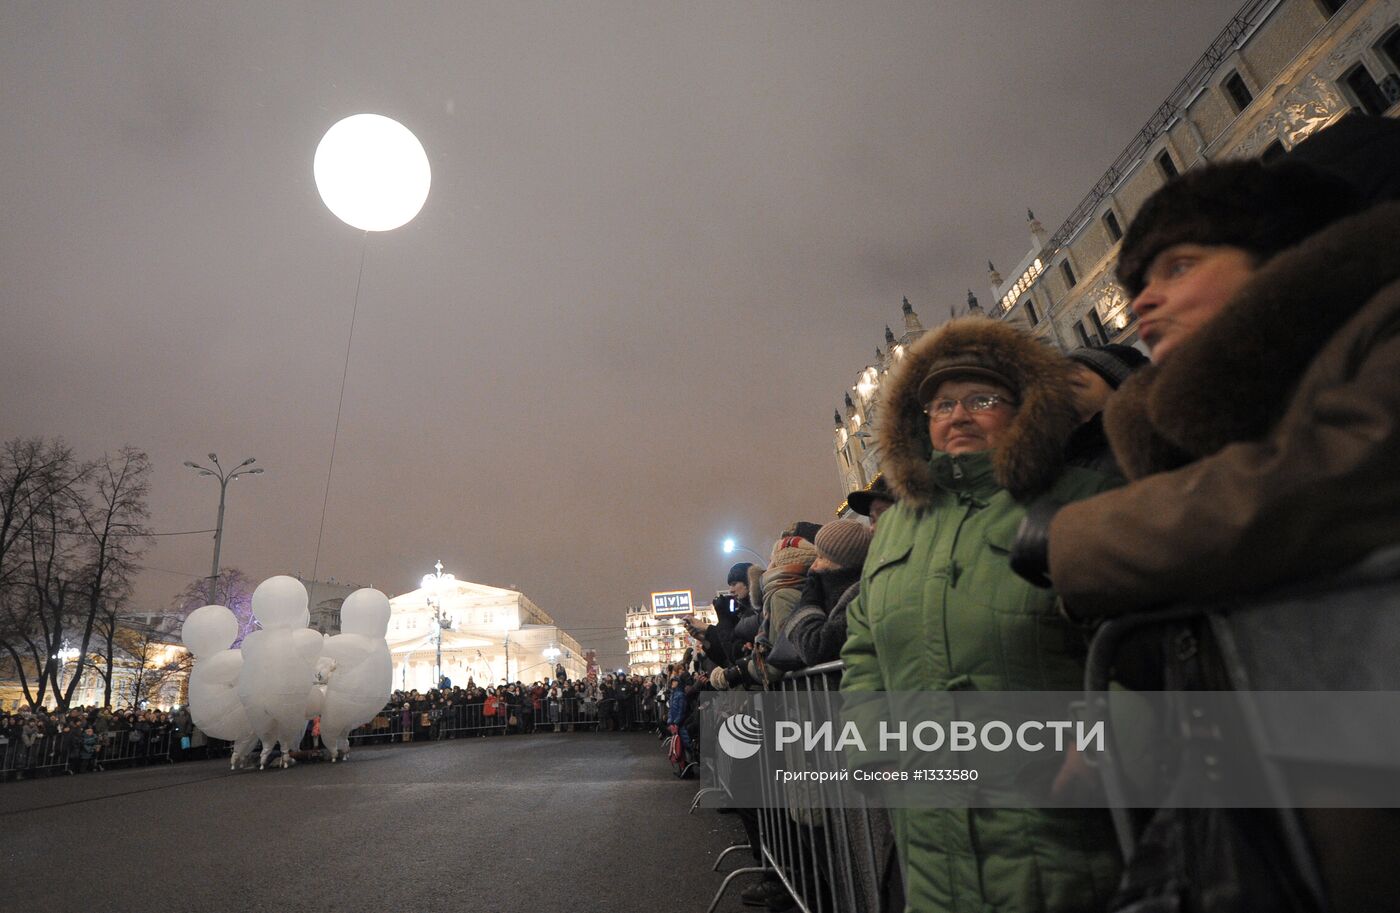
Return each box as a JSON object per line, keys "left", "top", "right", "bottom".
{"left": 722, "top": 537, "right": 767, "bottom": 564}
{"left": 421, "top": 560, "right": 455, "bottom": 690}
{"left": 185, "top": 454, "right": 264, "bottom": 605}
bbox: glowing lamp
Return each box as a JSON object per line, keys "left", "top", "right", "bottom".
{"left": 314, "top": 114, "right": 431, "bottom": 232}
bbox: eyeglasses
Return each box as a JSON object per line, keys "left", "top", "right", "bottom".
{"left": 923, "top": 393, "right": 1017, "bottom": 420}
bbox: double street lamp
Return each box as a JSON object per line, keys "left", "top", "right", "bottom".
{"left": 421, "top": 560, "right": 456, "bottom": 689}
{"left": 185, "top": 454, "right": 264, "bottom": 605}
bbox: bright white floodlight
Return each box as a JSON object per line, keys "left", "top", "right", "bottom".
{"left": 314, "top": 114, "right": 431, "bottom": 232}
{"left": 723, "top": 538, "right": 737, "bottom": 554}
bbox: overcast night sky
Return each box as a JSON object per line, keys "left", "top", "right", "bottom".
{"left": 1, "top": 1, "right": 1240, "bottom": 667}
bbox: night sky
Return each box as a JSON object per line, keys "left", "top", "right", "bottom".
{"left": 1, "top": 1, "right": 1238, "bottom": 667}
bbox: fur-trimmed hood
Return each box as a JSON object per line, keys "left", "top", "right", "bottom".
{"left": 1106, "top": 201, "right": 1400, "bottom": 478}
{"left": 877, "top": 317, "right": 1080, "bottom": 507}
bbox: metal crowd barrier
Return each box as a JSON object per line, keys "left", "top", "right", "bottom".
{"left": 705, "top": 662, "right": 901, "bottom": 913}
{"left": 1, "top": 728, "right": 173, "bottom": 780}
{"left": 1081, "top": 547, "right": 1400, "bottom": 913}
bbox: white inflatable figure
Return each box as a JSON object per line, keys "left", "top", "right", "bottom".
{"left": 238, "top": 576, "right": 318, "bottom": 769}
{"left": 317, "top": 588, "right": 392, "bottom": 762}
{"left": 181, "top": 605, "right": 258, "bottom": 769}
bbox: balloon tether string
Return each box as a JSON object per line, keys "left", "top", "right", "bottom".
{"left": 312, "top": 229, "right": 369, "bottom": 581}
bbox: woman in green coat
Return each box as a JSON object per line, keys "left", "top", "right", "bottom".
{"left": 840, "top": 317, "right": 1122, "bottom": 913}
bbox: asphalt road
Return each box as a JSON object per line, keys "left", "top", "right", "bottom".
{"left": 1, "top": 732, "right": 758, "bottom": 913}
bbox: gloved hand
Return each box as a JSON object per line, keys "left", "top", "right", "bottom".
{"left": 1010, "top": 496, "right": 1061, "bottom": 588}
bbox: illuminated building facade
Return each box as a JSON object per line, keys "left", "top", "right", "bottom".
{"left": 386, "top": 569, "right": 585, "bottom": 689}
{"left": 989, "top": 0, "right": 1399, "bottom": 349}
{"left": 625, "top": 599, "right": 718, "bottom": 677}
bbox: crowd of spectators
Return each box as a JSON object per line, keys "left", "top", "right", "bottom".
{"left": 0, "top": 704, "right": 194, "bottom": 780}
{"left": 353, "top": 672, "right": 672, "bottom": 743}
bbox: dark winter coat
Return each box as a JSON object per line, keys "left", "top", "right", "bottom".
{"left": 841, "top": 317, "right": 1121, "bottom": 913}
{"left": 778, "top": 566, "right": 862, "bottom": 667}
{"left": 1050, "top": 202, "right": 1400, "bottom": 615}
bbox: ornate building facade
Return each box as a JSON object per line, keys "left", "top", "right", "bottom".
{"left": 832, "top": 298, "right": 927, "bottom": 511}
{"left": 625, "top": 599, "right": 718, "bottom": 677}
{"left": 386, "top": 564, "right": 586, "bottom": 689}
{"left": 988, "top": 0, "right": 1399, "bottom": 349}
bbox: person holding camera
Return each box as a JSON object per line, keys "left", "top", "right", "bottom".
{"left": 687, "top": 562, "right": 757, "bottom": 670}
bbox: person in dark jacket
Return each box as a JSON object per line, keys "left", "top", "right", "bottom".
{"left": 844, "top": 474, "right": 896, "bottom": 525}
{"left": 776, "top": 519, "right": 872, "bottom": 668}
{"left": 692, "top": 562, "right": 758, "bottom": 670}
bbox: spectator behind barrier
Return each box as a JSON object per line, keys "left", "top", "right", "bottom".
{"left": 1010, "top": 150, "right": 1395, "bottom": 913}
{"left": 840, "top": 316, "right": 1122, "bottom": 913}
{"left": 1011, "top": 157, "right": 1374, "bottom": 606}
{"left": 710, "top": 533, "right": 817, "bottom": 690}
{"left": 772, "top": 519, "right": 872, "bottom": 669}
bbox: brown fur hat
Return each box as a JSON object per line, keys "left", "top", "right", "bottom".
{"left": 1106, "top": 201, "right": 1400, "bottom": 476}
{"left": 1116, "top": 159, "right": 1360, "bottom": 297}
{"left": 877, "top": 317, "right": 1079, "bottom": 507}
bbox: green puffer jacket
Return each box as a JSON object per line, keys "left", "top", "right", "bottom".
{"left": 840, "top": 317, "right": 1123, "bottom": 913}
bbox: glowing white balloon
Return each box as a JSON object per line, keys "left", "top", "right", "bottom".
{"left": 314, "top": 113, "right": 430, "bottom": 232}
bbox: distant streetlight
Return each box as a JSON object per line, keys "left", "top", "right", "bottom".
{"left": 421, "top": 560, "right": 456, "bottom": 689}
{"left": 53, "top": 640, "right": 80, "bottom": 693}
{"left": 185, "top": 455, "right": 264, "bottom": 605}
{"left": 721, "top": 537, "right": 766, "bottom": 564}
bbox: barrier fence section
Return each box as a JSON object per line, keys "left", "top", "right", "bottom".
{"left": 1, "top": 728, "right": 173, "bottom": 780}
{"left": 1080, "top": 554, "right": 1400, "bottom": 913}
{"left": 706, "top": 661, "right": 898, "bottom": 913}
{"left": 344, "top": 694, "right": 668, "bottom": 743}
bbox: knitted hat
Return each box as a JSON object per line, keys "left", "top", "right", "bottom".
{"left": 1068, "top": 344, "right": 1149, "bottom": 389}
{"left": 846, "top": 475, "right": 895, "bottom": 517}
{"left": 1116, "top": 159, "right": 1361, "bottom": 297}
{"left": 814, "top": 520, "right": 873, "bottom": 570}
{"left": 769, "top": 535, "right": 818, "bottom": 570}
{"left": 726, "top": 562, "right": 754, "bottom": 585}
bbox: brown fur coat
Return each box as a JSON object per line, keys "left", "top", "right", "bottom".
{"left": 1052, "top": 202, "right": 1400, "bottom": 615}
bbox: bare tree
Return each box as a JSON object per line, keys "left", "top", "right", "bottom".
{"left": 0, "top": 440, "right": 84, "bottom": 707}
{"left": 0, "top": 440, "right": 151, "bottom": 709}
{"left": 111, "top": 622, "right": 188, "bottom": 709}
{"left": 170, "top": 567, "right": 258, "bottom": 645}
